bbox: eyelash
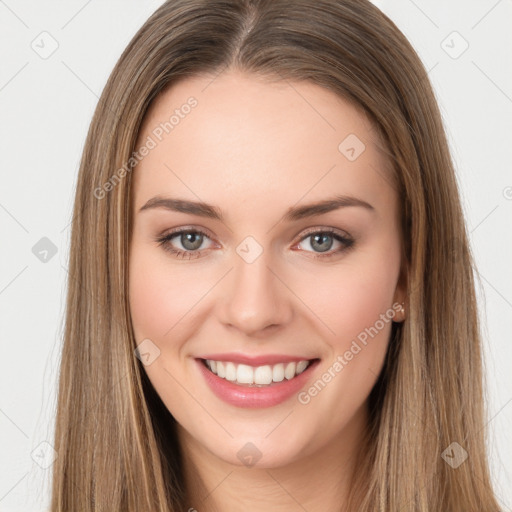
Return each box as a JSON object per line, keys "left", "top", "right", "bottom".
{"left": 155, "top": 227, "right": 355, "bottom": 261}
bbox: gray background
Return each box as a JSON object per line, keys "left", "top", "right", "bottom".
{"left": 0, "top": 0, "right": 510, "bottom": 510}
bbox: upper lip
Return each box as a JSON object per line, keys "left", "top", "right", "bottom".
{"left": 197, "top": 353, "right": 319, "bottom": 366}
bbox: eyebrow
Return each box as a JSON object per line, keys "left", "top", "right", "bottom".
{"left": 138, "top": 194, "right": 375, "bottom": 222}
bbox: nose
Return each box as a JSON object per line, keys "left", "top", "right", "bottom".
{"left": 218, "top": 250, "right": 293, "bottom": 337}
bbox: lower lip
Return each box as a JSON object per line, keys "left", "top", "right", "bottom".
{"left": 195, "top": 358, "right": 320, "bottom": 408}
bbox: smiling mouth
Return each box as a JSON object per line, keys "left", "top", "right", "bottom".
{"left": 199, "top": 358, "right": 320, "bottom": 387}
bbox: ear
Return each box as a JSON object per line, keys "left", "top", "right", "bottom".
{"left": 392, "top": 263, "right": 407, "bottom": 323}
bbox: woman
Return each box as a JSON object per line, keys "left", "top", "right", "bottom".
{"left": 51, "top": 0, "right": 502, "bottom": 510}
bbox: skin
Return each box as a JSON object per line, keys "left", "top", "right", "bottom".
{"left": 128, "top": 69, "right": 406, "bottom": 511}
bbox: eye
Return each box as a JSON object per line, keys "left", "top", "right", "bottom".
{"left": 155, "top": 228, "right": 215, "bottom": 260}
{"left": 294, "top": 228, "right": 354, "bottom": 259}
{"left": 155, "top": 227, "right": 354, "bottom": 260}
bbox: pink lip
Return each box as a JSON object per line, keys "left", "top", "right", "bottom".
{"left": 198, "top": 353, "right": 315, "bottom": 366}
{"left": 195, "top": 358, "right": 320, "bottom": 409}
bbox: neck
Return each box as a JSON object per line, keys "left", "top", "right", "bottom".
{"left": 177, "top": 403, "right": 369, "bottom": 512}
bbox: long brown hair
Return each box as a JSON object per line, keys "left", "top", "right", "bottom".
{"left": 51, "top": 0, "right": 502, "bottom": 509}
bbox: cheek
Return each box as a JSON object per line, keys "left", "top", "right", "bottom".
{"left": 128, "top": 247, "right": 204, "bottom": 413}
{"left": 128, "top": 246, "right": 203, "bottom": 344}
{"left": 300, "top": 258, "right": 399, "bottom": 346}
{"left": 293, "top": 257, "right": 398, "bottom": 430}
{"left": 129, "top": 261, "right": 171, "bottom": 343}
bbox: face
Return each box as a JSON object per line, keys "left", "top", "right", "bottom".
{"left": 128, "top": 70, "right": 405, "bottom": 470}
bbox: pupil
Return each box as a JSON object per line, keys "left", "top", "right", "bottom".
{"left": 311, "top": 233, "right": 333, "bottom": 253}
{"left": 182, "top": 232, "right": 203, "bottom": 250}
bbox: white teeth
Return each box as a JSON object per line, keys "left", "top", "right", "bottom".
{"left": 284, "top": 362, "right": 296, "bottom": 380}
{"left": 254, "top": 365, "right": 273, "bottom": 385}
{"left": 272, "top": 363, "right": 285, "bottom": 382}
{"left": 237, "top": 364, "right": 254, "bottom": 384}
{"left": 204, "top": 359, "right": 313, "bottom": 386}
{"left": 216, "top": 361, "right": 226, "bottom": 378}
{"left": 225, "top": 362, "right": 237, "bottom": 381}
{"left": 296, "top": 360, "right": 308, "bottom": 374}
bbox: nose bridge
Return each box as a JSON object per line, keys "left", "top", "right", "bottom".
{"left": 220, "top": 239, "right": 292, "bottom": 335}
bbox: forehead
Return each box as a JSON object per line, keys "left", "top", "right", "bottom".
{"left": 132, "top": 71, "right": 397, "bottom": 220}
